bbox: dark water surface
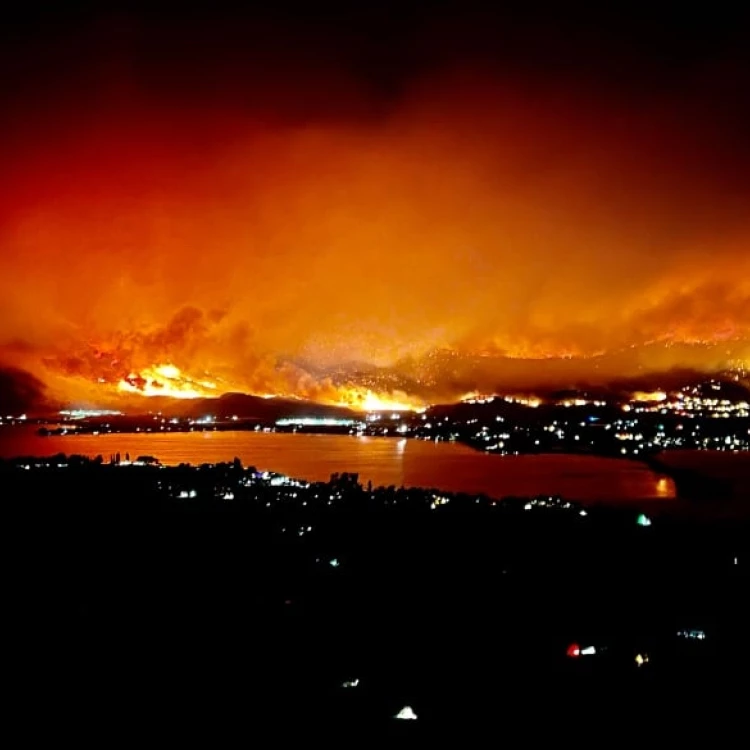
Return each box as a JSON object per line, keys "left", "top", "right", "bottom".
{"left": 0, "top": 427, "right": 675, "bottom": 502}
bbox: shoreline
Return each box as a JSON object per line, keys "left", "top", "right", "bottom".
{"left": 6, "top": 424, "right": 750, "bottom": 514}
{"left": 29, "top": 420, "right": 738, "bottom": 470}
{"left": 1, "top": 449, "right": 745, "bottom": 521}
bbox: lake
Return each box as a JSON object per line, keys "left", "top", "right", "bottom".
{"left": 0, "top": 427, "right": 675, "bottom": 503}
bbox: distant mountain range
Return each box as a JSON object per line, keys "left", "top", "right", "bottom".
{"left": 3, "top": 340, "right": 748, "bottom": 418}
{"left": 131, "top": 373, "right": 749, "bottom": 422}
{"left": 290, "top": 343, "right": 750, "bottom": 403}
{"left": 135, "top": 392, "right": 360, "bottom": 421}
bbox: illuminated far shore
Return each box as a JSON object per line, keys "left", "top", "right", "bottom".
{"left": 276, "top": 417, "right": 360, "bottom": 427}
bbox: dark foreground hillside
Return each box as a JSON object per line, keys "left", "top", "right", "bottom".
{"left": 5, "top": 458, "right": 749, "bottom": 740}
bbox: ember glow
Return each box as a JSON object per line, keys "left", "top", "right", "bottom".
{"left": 0, "top": 9, "right": 749, "bottom": 412}
{"left": 344, "top": 390, "right": 421, "bottom": 413}
{"left": 632, "top": 391, "right": 669, "bottom": 404}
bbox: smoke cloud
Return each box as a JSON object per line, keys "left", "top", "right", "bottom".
{"left": 0, "top": 367, "right": 52, "bottom": 414}
{"left": 0, "top": 11, "right": 748, "bottom": 408}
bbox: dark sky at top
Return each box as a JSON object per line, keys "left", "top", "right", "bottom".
{"left": 2, "top": 3, "right": 748, "bottom": 116}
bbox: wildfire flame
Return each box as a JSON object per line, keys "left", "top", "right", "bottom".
{"left": 118, "top": 364, "right": 218, "bottom": 400}
{"left": 351, "top": 390, "right": 420, "bottom": 412}
{"left": 631, "top": 390, "right": 668, "bottom": 402}
{"left": 116, "top": 364, "right": 422, "bottom": 412}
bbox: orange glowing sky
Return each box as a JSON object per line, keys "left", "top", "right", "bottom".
{"left": 0, "top": 7, "right": 749, "bottom": 410}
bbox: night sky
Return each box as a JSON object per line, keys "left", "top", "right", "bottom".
{"left": 1, "top": 3, "right": 749, "bottom": 410}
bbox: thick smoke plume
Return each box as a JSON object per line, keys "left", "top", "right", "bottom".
{"left": 0, "top": 13, "right": 748, "bottom": 408}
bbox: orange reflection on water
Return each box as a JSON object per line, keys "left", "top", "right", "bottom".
{"left": 656, "top": 476, "right": 675, "bottom": 497}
